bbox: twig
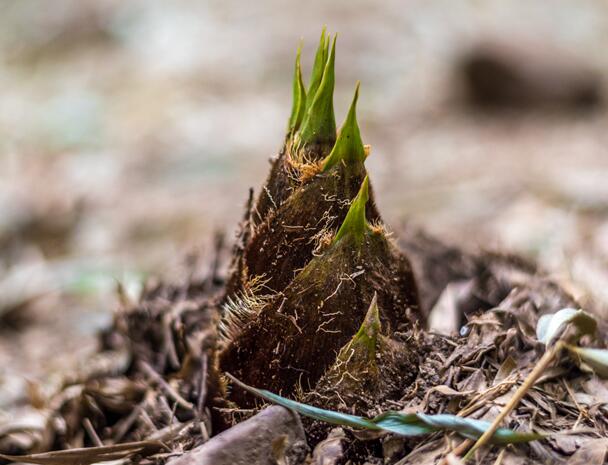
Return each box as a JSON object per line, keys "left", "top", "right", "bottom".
{"left": 140, "top": 408, "right": 158, "bottom": 432}
{"left": 561, "top": 378, "right": 588, "bottom": 426}
{"left": 83, "top": 418, "right": 103, "bottom": 447}
{"left": 197, "top": 354, "right": 209, "bottom": 414}
{"left": 463, "top": 342, "right": 562, "bottom": 461}
{"left": 440, "top": 439, "right": 472, "bottom": 465}
{"left": 492, "top": 448, "right": 506, "bottom": 465}
{"left": 140, "top": 361, "right": 195, "bottom": 411}
{"left": 453, "top": 439, "right": 473, "bottom": 456}
{"left": 162, "top": 314, "right": 180, "bottom": 370}
{"left": 113, "top": 403, "right": 144, "bottom": 442}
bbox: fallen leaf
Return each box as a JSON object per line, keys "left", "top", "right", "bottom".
{"left": 536, "top": 308, "right": 597, "bottom": 346}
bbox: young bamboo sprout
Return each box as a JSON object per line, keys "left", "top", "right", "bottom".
{"left": 221, "top": 31, "right": 422, "bottom": 408}
{"left": 221, "top": 177, "right": 420, "bottom": 403}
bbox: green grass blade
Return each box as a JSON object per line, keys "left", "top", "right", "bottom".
{"left": 226, "top": 373, "right": 379, "bottom": 431}
{"left": 226, "top": 374, "right": 543, "bottom": 445}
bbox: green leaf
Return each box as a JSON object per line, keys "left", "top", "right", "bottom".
{"left": 226, "top": 374, "right": 543, "bottom": 445}
{"left": 305, "top": 27, "right": 327, "bottom": 113}
{"left": 322, "top": 82, "right": 366, "bottom": 172}
{"left": 333, "top": 176, "right": 370, "bottom": 245}
{"left": 287, "top": 42, "right": 307, "bottom": 134}
{"left": 564, "top": 344, "right": 608, "bottom": 378}
{"left": 536, "top": 308, "right": 597, "bottom": 346}
{"left": 373, "top": 412, "right": 542, "bottom": 445}
{"left": 298, "top": 34, "right": 337, "bottom": 147}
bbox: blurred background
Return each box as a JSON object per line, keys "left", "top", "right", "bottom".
{"left": 2, "top": 0, "right": 608, "bottom": 408}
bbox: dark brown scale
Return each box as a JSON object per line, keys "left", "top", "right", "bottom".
{"left": 254, "top": 139, "right": 335, "bottom": 227}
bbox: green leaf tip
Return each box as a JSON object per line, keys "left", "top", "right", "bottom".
{"left": 225, "top": 373, "right": 544, "bottom": 445}
{"left": 288, "top": 41, "right": 307, "bottom": 134}
{"left": 322, "top": 82, "right": 366, "bottom": 172}
{"left": 346, "top": 293, "right": 381, "bottom": 359}
{"left": 305, "top": 26, "right": 327, "bottom": 112}
{"left": 298, "top": 34, "right": 337, "bottom": 147}
{"left": 333, "top": 176, "right": 370, "bottom": 244}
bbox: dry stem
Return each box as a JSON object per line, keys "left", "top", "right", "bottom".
{"left": 463, "top": 342, "right": 563, "bottom": 461}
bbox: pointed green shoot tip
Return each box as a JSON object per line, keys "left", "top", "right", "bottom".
{"left": 323, "top": 33, "right": 330, "bottom": 66}
{"left": 333, "top": 175, "right": 370, "bottom": 244}
{"left": 322, "top": 82, "right": 366, "bottom": 172}
{"left": 288, "top": 41, "right": 307, "bottom": 133}
{"left": 298, "top": 34, "right": 337, "bottom": 147}
{"left": 349, "top": 293, "right": 381, "bottom": 359}
{"left": 305, "top": 27, "right": 327, "bottom": 111}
